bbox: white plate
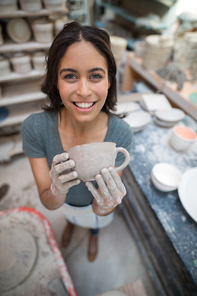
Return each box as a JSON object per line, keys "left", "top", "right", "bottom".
{"left": 155, "top": 108, "right": 185, "bottom": 122}
{"left": 7, "top": 18, "right": 31, "bottom": 43}
{"left": 178, "top": 167, "right": 197, "bottom": 222}
{"left": 141, "top": 94, "right": 172, "bottom": 113}
{"left": 152, "top": 162, "right": 182, "bottom": 188}
{"left": 123, "top": 111, "right": 151, "bottom": 128}
{"left": 113, "top": 102, "right": 140, "bottom": 114}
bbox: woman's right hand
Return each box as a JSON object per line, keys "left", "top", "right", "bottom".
{"left": 49, "top": 152, "right": 81, "bottom": 197}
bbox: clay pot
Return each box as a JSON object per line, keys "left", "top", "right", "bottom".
{"left": 32, "top": 19, "right": 54, "bottom": 43}
{"left": 0, "top": 56, "right": 11, "bottom": 77}
{"left": 32, "top": 51, "right": 46, "bottom": 72}
{"left": 10, "top": 52, "right": 32, "bottom": 74}
{"left": 19, "top": 0, "right": 42, "bottom": 11}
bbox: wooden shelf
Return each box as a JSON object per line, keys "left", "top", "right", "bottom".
{"left": 0, "top": 8, "right": 68, "bottom": 18}
{"left": 0, "top": 91, "right": 46, "bottom": 106}
{"left": 122, "top": 52, "right": 197, "bottom": 121}
{"left": 0, "top": 70, "right": 45, "bottom": 83}
{"left": 0, "top": 40, "right": 51, "bottom": 53}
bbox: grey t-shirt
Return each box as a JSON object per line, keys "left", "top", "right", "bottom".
{"left": 21, "top": 111, "right": 133, "bottom": 207}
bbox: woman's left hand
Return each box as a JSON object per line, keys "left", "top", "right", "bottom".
{"left": 85, "top": 167, "right": 126, "bottom": 211}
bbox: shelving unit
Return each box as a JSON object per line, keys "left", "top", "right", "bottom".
{"left": 95, "top": 0, "right": 168, "bottom": 31}
{"left": 67, "top": 0, "right": 90, "bottom": 25}
{"left": 0, "top": 4, "right": 69, "bottom": 160}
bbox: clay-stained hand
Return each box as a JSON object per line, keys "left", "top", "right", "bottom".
{"left": 85, "top": 167, "right": 126, "bottom": 211}
{"left": 49, "top": 152, "right": 81, "bottom": 197}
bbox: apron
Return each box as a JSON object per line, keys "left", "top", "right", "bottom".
{"left": 61, "top": 203, "right": 114, "bottom": 229}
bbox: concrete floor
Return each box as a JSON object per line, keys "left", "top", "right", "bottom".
{"left": 0, "top": 154, "right": 158, "bottom": 296}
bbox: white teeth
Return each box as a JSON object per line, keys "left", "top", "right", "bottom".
{"left": 75, "top": 102, "right": 94, "bottom": 109}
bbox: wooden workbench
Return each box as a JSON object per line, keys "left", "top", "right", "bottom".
{"left": 121, "top": 52, "right": 197, "bottom": 121}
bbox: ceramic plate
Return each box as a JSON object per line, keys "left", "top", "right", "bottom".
{"left": 113, "top": 102, "right": 140, "bottom": 114}
{"left": 123, "top": 111, "right": 151, "bottom": 128}
{"left": 152, "top": 162, "right": 182, "bottom": 188}
{"left": 178, "top": 167, "right": 197, "bottom": 222}
{"left": 155, "top": 108, "right": 185, "bottom": 122}
{"left": 7, "top": 18, "right": 31, "bottom": 43}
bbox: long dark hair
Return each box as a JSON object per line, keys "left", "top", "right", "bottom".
{"left": 41, "top": 21, "right": 117, "bottom": 115}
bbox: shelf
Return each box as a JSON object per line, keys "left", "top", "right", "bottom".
{"left": 0, "top": 8, "right": 68, "bottom": 18}
{"left": 0, "top": 70, "right": 45, "bottom": 83}
{"left": 0, "top": 40, "right": 52, "bottom": 53}
{"left": 122, "top": 52, "right": 197, "bottom": 121}
{"left": 96, "top": 0, "right": 167, "bottom": 30}
{"left": 0, "top": 101, "right": 45, "bottom": 127}
{"left": 0, "top": 91, "right": 46, "bottom": 106}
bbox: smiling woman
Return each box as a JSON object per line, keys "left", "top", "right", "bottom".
{"left": 21, "top": 22, "right": 133, "bottom": 262}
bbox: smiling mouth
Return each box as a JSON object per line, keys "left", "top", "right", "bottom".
{"left": 73, "top": 102, "right": 96, "bottom": 109}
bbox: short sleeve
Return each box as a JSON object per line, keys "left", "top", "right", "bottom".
{"left": 21, "top": 114, "right": 46, "bottom": 158}
{"left": 115, "top": 122, "right": 133, "bottom": 167}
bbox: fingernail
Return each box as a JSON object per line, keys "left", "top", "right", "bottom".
{"left": 73, "top": 171, "right": 78, "bottom": 178}
{"left": 116, "top": 197, "right": 122, "bottom": 204}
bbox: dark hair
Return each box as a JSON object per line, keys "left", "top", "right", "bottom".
{"left": 41, "top": 21, "right": 117, "bottom": 115}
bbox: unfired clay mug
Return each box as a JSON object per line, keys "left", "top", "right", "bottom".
{"left": 66, "top": 142, "right": 130, "bottom": 182}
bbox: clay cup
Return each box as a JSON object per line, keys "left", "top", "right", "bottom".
{"left": 66, "top": 142, "right": 130, "bottom": 182}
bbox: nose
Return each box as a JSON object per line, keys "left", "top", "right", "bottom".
{"left": 76, "top": 78, "right": 91, "bottom": 98}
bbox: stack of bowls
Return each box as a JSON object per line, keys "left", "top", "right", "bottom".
{"left": 170, "top": 125, "right": 197, "bottom": 151}
{"left": 151, "top": 163, "right": 182, "bottom": 192}
{"left": 123, "top": 110, "right": 151, "bottom": 133}
{"left": 154, "top": 108, "right": 185, "bottom": 127}
{"left": 110, "top": 36, "right": 127, "bottom": 68}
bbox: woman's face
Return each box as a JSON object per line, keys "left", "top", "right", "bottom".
{"left": 57, "top": 41, "right": 110, "bottom": 123}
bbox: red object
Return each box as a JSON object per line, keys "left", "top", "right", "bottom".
{"left": 0, "top": 207, "right": 78, "bottom": 296}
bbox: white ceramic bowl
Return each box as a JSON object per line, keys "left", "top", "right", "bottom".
{"left": 151, "top": 172, "right": 177, "bottom": 192}
{"left": 155, "top": 108, "right": 185, "bottom": 123}
{"left": 152, "top": 162, "right": 182, "bottom": 189}
{"left": 123, "top": 111, "right": 151, "bottom": 130}
{"left": 170, "top": 125, "right": 196, "bottom": 151}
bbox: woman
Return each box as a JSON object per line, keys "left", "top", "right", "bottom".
{"left": 21, "top": 22, "right": 132, "bottom": 262}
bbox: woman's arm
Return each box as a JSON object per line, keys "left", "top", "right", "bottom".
{"left": 29, "top": 157, "right": 66, "bottom": 210}
{"left": 29, "top": 153, "right": 80, "bottom": 210}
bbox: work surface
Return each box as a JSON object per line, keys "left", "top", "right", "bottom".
{"left": 126, "top": 114, "right": 197, "bottom": 292}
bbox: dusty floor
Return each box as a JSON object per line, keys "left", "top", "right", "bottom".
{"left": 0, "top": 154, "right": 158, "bottom": 296}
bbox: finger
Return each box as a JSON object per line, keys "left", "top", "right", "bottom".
{"left": 109, "top": 167, "right": 126, "bottom": 195}
{"left": 101, "top": 168, "right": 120, "bottom": 199}
{"left": 52, "top": 153, "right": 69, "bottom": 167}
{"left": 55, "top": 170, "right": 79, "bottom": 185}
{"left": 85, "top": 181, "right": 103, "bottom": 204}
{"left": 58, "top": 179, "right": 81, "bottom": 194}
{"left": 95, "top": 173, "right": 111, "bottom": 200}
{"left": 50, "top": 159, "right": 75, "bottom": 178}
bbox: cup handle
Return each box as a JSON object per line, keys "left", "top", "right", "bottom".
{"left": 115, "top": 147, "right": 130, "bottom": 173}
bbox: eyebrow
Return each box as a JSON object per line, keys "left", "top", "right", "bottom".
{"left": 60, "top": 67, "right": 106, "bottom": 75}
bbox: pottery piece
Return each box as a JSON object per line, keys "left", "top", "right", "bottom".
{"left": 0, "top": 56, "right": 11, "bottom": 77}
{"left": 0, "top": 228, "right": 37, "bottom": 292}
{"left": 110, "top": 36, "right": 127, "bottom": 68}
{"left": 10, "top": 53, "right": 32, "bottom": 74}
{"left": 151, "top": 162, "right": 181, "bottom": 191}
{"left": 170, "top": 125, "right": 197, "bottom": 151}
{"left": 7, "top": 18, "right": 31, "bottom": 43}
{"left": 0, "top": 0, "right": 18, "bottom": 13}
{"left": 142, "top": 35, "right": 173, "bottom": 70}
{"left": 66, "top": 142, "right": 130, "bottom": 182}
{"left": 19, "top": 0, "right": 42, "bottom": 11}
{"left": 43, "top": 0, "right": 65, "bottom": 11}
{"left": 54, "top": 17, "right": 69, "bottom": 35}
{"left": 32, "top": 51, "right": 46, "bottom": 72}
{"left": 32, "top": 19, "right": 54, "bottom": 43}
